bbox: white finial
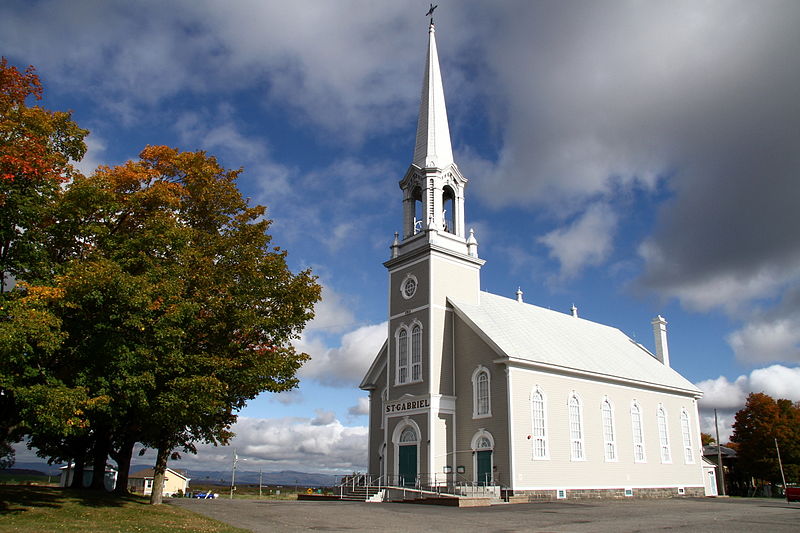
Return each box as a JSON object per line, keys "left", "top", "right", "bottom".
{"left": 466, "top": 228, "right": 479, "bottom": 258}
{"left": 390, "top": 232, "right": 400, "bottom": 259}
{"left": 571, "top": 304, "right": 578, "bottom": 318}
{"left": 516, "top": 287, "right": 523, "bottom": 303}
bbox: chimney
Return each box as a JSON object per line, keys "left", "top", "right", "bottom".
{"left": 571, "top": 304, "right": 578, "bottom": 318}
{"left": 651, "top": 315, "right": 670, "bottom": 367}
{"left": 516, "top": 287, "right": 523, "bottom": 303}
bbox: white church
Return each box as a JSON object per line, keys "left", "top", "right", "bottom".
{"left": 359, "top": 21, "right": 709, "bottom": 501}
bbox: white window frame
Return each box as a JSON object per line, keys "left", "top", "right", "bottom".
{"left": 601, "top": 397, "right": 617, "bottom": 462}
{"left": 531, "top": 387, "right": 549, "bottom": 460}
{"left": 657, "top": 404, "right": 672, "bottom": 463}
{"left": 681, "top": 408, "right": 694, "bottom": 464}
{"left": 568, "top": 392, "right": 585, "bottom": 461}
{"left": 411, "top": 324, "right": 422, "bottom": 382}
{"left": 396, "top": 326, "right": 408, "bottom": 385}
{"left": 395, "top": 321, "right": 423, "bottom": 386}
{"left": 472, "top": 366, "right": 491, "bottom": 418}
{"left": 631, "top": 401, "right": 646, "bottom": 463}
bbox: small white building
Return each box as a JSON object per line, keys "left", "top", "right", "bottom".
{"left": 128, "top": 467, "right": 190, "bottom": 497}
{"left": 359, "top": 20, "right": 707, "bottom": 501}
{"left": 59, "top": 463, "right": 117, "bottom": 491}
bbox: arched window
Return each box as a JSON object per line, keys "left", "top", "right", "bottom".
{"left": 531, "top": 388, "right": 548, "bottom": 459}
{"left": 602, "top": 398, "right": 617, "bottom": 461}
{"left": 442, "top": 186, "right": 455, "bottom": 233}
{"left": 568, "top": 394, "right": 585, "bottom": 460}
{"left": 411, "top": 325, "right": 422, "bottom": 381}
{"left": 681, "top": 409, "right": 694, "bottom": 464}
{"left": 657, "top": 406, "right": 671, "bottom": 463}
{"left": 397, "top": 328, "right": 408, "bottom": 384}
{"left": 631, "top": 402, "right": 646, "bottom": 462}
{"left": 400, "top": 427, "right": 418, "bottom": 443}
{"left": 472, "top": 367, "right": 491, "bottom": 418}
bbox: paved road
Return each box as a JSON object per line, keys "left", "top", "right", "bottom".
{"left": 171, "top": 496, "right": 799, "bottom": 532}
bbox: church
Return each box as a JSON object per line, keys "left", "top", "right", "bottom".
{"left": 359, "top": 20, "right": 706, "bottom": 501}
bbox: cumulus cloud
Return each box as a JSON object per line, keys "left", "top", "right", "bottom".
{"left": 298, "top": 322, "right": 386, "bottom": 387}
{"left": 538, "top": 202, "right": 618, "bottom": 279}
{"left": 725, "top": 288, "right": 800, "bottom": 363}
{"left": 347, "top": 397, "right": 370, "bottom": 417}
{"left": 695, "top": 364, "right": 800, "bottom": 441}
{"left": 185, "top": 415, "right": 367, "bottom": 472}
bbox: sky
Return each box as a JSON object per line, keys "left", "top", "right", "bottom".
{"left": 3, "top": 0, "right": 800, "bottom": 476}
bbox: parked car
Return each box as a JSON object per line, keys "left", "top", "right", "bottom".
{"left": 193, "top": 491, "right": 218, "bottom": 499}
{"left": 786, "top": 485, "right": 800, "bottom": 503}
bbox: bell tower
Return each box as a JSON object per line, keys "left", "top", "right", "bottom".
{"left": 380, "top": 20, "right": 484, "bottom": 483}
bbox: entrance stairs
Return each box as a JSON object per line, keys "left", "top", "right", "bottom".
{"left": 339, "top": 485, "right": 384, "bottom": 502}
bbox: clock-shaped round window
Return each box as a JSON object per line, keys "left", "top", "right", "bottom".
{"left": 401, "top": 275, "right": 418, "bottom": 299}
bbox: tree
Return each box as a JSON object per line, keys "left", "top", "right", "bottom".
{"left": 0, "top": 57, "right": 87, "bottom": 468}
{"left": 730, "top": 392, "right": 800, "bottom": 484}
{"left": 44, "top": 146, "right": 320, "bottom": 502}
{"left": 701, "top": 432, "right": 715, "bottom": 446}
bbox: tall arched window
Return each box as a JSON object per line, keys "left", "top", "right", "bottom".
{"left": 681, "top": 409, "right": 694, "bottom": 464}
{"left": 397, "top": 328, "right": 408, "bottom": 384}
{"left": 631, "top": 402, "right": 646, "bottom": 462}
{"left": 569, "top": 394, "right": 585, "bottom": 460}
{"left": 531, "top": 388, "right": 548, "bottom": 459}
{"left": 602, "top": 399, "right": 617, "bottom": 461}
{"left": 472, "top": 367, "right": 491, "bottom": 418}
{"left": 411, "top": 325, "right": 422, "bottom": 381}
{"left": 442, "top": 186, "right": 455, "bottom": 233}
{"left": 657, "top": 406, "right": 671, "bottom": 463}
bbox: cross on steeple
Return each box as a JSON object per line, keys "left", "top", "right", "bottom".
{"left": 426, "top": 4, "right": 438, "bottom": 25}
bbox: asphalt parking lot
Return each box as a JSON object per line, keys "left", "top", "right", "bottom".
{"left": 171, "top": 496, "right": 799, "bottom": 532}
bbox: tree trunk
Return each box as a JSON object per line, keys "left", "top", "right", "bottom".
{"left": 149, "top": 444, "right": 169, "bottom": 505}
{"left": 112, "top": 438, "right": 135, "bottom": 496}
{"left": 89, "top": 427, "right": 110, "bottom": 490}
{"left": 70, "top": 455, "right": 85, "bottom": 489}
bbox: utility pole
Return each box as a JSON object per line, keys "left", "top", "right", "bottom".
{"left": 714, "top": 409, "right": 726, "bottom": 496}
{"left": 775, "top": 437, "right": 787, "bottom": 489}
{"left": 259, "top": 468, "right": 263, "bottom": 498}
{"left": 229, "top": 449, "right": 240, "bottom": 500}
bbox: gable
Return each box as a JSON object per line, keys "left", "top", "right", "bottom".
{"left": 359, "top": 339, "right": 388, "bottom": 390}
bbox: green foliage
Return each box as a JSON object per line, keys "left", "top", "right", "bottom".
{"left": 730, "top": 392, "right": 800, "bottom": 484}
{"left": 1, "top": 58, "right": 320, "bottom": 494}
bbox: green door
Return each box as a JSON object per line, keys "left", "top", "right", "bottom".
{"left": 398, "top": 445, "right": 417, "bottom": 487}
{"left": 477, "top": 450, "right": 492, "bottom": 485}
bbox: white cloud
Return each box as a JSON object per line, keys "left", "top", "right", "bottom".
{"left": 298, "top": 322, "right": 386, "bottom": 388}
{"left": 695, "top": 364, "right": 800, "bottom": 441}
{"left": 183, "top": 415, "right": 367, "bottom": 472}
{"left": 538, "top": 202, "right": 618, "bottom": 279}
{"left": 271, "top": 390, "right": 304, "bottom": 406}
{"left": 73, "top": 132, "right": 109, "bottom": 177}
{"left": 347, "top": 397, "right": 370, "bottom": 417}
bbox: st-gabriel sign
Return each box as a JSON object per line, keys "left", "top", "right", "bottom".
{"left": 384, "top": 395, "right": 430, "bottom": 414}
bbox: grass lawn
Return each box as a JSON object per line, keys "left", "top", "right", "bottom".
{"left": 0, "top": 485, "right": 249, "bottom": 533}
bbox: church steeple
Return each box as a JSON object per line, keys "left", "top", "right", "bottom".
{"left": 397, "top": 20, "right": 472, "bottom": 256}
{"left": 412, "top": 22, "right": 454, "bottom": 170}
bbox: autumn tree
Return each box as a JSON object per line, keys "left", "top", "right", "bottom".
{"left": 730, "top": 392, "right": 800, "bottom": 484}
{"left": 0, "top": 57, "right": 87, "bottom": 468}
{"left": 42, "top": 146, "right": 320, "bottom": 502}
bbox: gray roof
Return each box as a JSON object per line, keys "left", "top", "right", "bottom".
{"left": 449, "top": 292, "right": 701, "bottom": 396}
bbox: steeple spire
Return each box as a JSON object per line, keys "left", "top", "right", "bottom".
{"left": 412, "top": 21, "right": 453, "bottom": 169}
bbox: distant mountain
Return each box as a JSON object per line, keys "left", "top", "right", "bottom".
{"left": 4, "top": 462, "right": 63, "bottom": 476}
{"left": 185, "top": 469, "right": 341, "bottom": 487}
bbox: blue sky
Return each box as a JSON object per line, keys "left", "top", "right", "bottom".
{"left": 4, "top": 0, "right": 800, "bottom": 474}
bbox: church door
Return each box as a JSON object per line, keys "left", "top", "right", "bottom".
{"left": 398, "top": 445, "right": 417, "bottom": 486}
{"left": 476, "top": 450, "right": 492, "bottom": 485}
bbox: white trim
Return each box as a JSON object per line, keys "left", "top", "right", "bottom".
{"left": 601, "top": 396, "right": 618, "bottom": 462}
{"left": 530, "top": 386, "right": 549, "bottom": 460}
{"left": 568, "top": 391, "right": 586, "bottom": 461}
{"left": 470, "top": 429, "right": 495, "bottom": 484}
{"left": 631, "top": 400, "right": 647, "bottom": 463}
{"left": 680, "top": 408, "right": 695, "bottom": 464}
{"left": 392, "top": 417, "right": 421, "bottom": 483}
{"left": 471, "top": 365, "right": 492, "bottom": 419}
{"left": 400, "top": 273, "right": 418, "bottom": 299}
{"left": 506, "top": 367, "right": 517, "bottom": 488}
{"left": 657, "top": 404, "right": 672, "bottom": 464}
{"left": 390, "top": 304, "right": 430, "bottom": 320}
